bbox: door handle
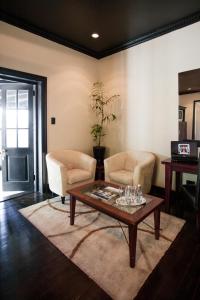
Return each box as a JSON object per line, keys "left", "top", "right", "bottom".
{"left": 1, "top": 149, "right": 7, "bottom": 160}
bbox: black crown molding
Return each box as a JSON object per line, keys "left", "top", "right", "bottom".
{"left": 98, "top": 11, "right": 200, "bottom": 59}
{"left": 0, "top": 10, "right": 99, "bottom": 59}
{"left": 179, "top": 90, "right": 200, "bottom": 96}
{"left": 1, "top": 10, "right": 200, "bottom": 60}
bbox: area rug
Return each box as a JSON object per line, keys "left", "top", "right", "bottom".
{"left": 19, "top": 197, "right": 185, "bottom": 300}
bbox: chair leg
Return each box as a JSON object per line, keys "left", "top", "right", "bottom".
{"left": 61, "top": 196, "right": 65, "bottom": 204}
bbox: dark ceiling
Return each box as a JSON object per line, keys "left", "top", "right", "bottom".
{"left": 179, "top": 69, "right": 200, "bottom": 95}
{"left": 0, "top": 0, "right": 200, "bottom": 59}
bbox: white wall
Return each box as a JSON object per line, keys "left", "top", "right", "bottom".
{"left": 0, "top": 21, "right": 97, "bottom": 155}
{"left": 98, "top": 21, "right": 200, "bottom": 187}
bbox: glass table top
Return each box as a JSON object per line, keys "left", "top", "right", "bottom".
{"left": 80, "top": 182, "right": 151, "bottom": 215}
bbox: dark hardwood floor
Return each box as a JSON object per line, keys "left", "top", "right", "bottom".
{"left": 0, "top": 192, "right": 200, "bottom": 300}
{"left": 135, "top": 221, "right": 200, "bottom": 300}
{"left": 0, "top": 193, "right": 111, "bottom": 300}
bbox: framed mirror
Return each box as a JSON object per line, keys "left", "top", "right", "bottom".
{"left": 179, "top": 69, "right": 200, "bottom": 141}
{"left": 192, "top": 100, "right": 200, "bottom": 139}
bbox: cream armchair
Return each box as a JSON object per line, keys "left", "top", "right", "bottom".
{"left": 46, "top": 150, "right": 96, "bottom": 203}
{"left": 104, "top": 151, "right": 155, "bottom": 193}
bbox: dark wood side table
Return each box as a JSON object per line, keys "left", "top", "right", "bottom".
{"left": 161, "top": 158, "right": 198, "bottom": 212}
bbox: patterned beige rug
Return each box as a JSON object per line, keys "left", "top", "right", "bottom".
{"left": 20, "top": 197, "right": 185, "bottom": 300}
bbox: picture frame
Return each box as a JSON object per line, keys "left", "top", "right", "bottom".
{"left": 179, "top": 109, "right": 183, "bottom": 122}
{"left": 178, "top": 106, "right": 186, "bottom": 122}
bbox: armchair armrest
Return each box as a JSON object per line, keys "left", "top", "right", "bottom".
{"left": 133, "top": 156, "right": 155, "bottom": 194}
{"left": 104, "top": 152, "right": 126, "bottom": 181}
{"left": 78, "top": 153, "right": 97, "bottom": 179}
{"left": 46, "top": 155, "right": 68, "bottom": 196}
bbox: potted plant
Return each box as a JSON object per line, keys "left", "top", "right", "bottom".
{"left": 90, "top": 81, "right": 119, "bottom": 165}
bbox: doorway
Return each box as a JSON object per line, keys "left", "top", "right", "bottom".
{"left": 0, "top": 67, "right": 47, "bottom": 201}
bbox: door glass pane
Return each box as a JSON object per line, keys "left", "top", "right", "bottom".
{"left": 18, "top": 110, "right": 28, "bottom": 128}
{"left": 6, "top": 90, "right": 17, "bottom": 130}
{"left": 6, "top": 90, "right": 17, "bottom": 109}
{"left": 18, "top": 90, "right": 28, "bottom": 109}
{"left": 6, "top": 129, "right": 17, "bottom": 147}
{"left": 18, "top": 129, "right": 28, "bottom": 147}
{"left": 6, "top": 110, "right": 17, "bottom": 128}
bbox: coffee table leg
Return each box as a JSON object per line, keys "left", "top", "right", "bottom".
{"left": 70, "top": 195, "right": 76, "bottom": 225}
{"left": 128, "top": 224, "right": 137, "bottom": 268}
{"left": 154, "top": 208, "right": 160, "bottom": 240}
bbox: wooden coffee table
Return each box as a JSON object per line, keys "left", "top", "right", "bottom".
{"left": 67, "top": 180, "right": 164, "bottom": 268}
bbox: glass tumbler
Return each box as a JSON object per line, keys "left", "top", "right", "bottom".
{"left": 125, "top": 185, "right": 132, "bottom": 205}
{"left": 118, "top": 186, "right": 124, "bottom": 199}
{"left": 136, "top": 184, "right": 143, "bottom": 204}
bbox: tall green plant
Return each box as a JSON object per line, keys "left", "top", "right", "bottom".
{"left": 90, "top": 82, "right": 119, "bottom": 147}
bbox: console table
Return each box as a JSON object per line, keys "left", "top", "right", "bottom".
{"left": 161, "top": 158, "right": 198, "bottom": 211}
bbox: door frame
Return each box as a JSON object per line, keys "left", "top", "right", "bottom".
{"left": 0, "top": 67, "right": 47, "bottom": 193}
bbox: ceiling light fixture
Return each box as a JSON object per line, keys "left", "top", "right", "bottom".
{"left": 91, "top": 33, "right": 99, "bottom": 39}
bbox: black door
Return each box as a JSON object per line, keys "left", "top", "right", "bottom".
{"left": 0, "top": 83, "right": 34, "bottom": 191}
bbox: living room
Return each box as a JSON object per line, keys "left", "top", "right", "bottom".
{"left": 1, "top": 1, "right": 200, "bottom": 300}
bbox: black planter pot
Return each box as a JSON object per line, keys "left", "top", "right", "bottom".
{"left": 93, "top": 146, "right": 106, "bottom": 165}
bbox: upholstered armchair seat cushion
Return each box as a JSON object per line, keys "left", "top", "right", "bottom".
{"left": 104, "top": 150, "right": 155, "bottom": 194}
{"left": 109, "top": 170, "right": 133, "bottom": 185}
{"left": 67, "top": 169, "right": 92, "bottom": 184}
